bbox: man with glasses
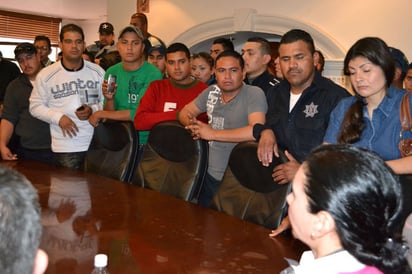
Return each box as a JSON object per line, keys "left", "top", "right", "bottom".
{"left": 30, "top": 24, "right": 105, "bottom": 170}
{"left": 0, "top": 43, "right": 52, "bottom": 163}
{"left": 34, "top": 35, "right": 54, "bottom": 67}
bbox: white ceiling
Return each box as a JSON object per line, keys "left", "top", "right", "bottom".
{"left": 0, "top": 0, "right": 107, "bottom": 20}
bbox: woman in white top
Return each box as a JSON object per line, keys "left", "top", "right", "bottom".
{"left": 285, "top": 144, "right": 408, "bottom": 274}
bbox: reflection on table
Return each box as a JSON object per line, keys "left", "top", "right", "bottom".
{"left": 2, "top": 160, "right": 307, "bottom": 274}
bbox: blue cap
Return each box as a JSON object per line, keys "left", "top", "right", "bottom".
{"left": 389, "top": 47, "right": 409, "bottom": 74}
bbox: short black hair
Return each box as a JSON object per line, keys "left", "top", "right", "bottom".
{"left": 166, "top": 42, "right": 191, "bottom": 60}
{"left": 246, "top": 37, "right": 271, "bottom": 55}
{"left": 212, "top": 37, "right": 234, "bottom": 51}
{"left": 280, "top": 29, "right": 315, "bottom": 54}
{"left": 60, "top": 23, "right": 85, "bottom": 42}
{"left": 34, "top": 35, "right": 52, "bottom": 49}
{"left": 215, "top": 50, "right": 245, "bottom": 70}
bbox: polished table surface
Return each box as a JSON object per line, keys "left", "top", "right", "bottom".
{"left": 2, "top": 160, "right": 307, "bottom": 274}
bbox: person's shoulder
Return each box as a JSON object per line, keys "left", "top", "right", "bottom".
{"left": 243, "top": 84, "right": 266, "bottom": 97}
{"left": 84, "top": 60, "right": 105, "bottom": 76}
{"left": 36, "top": 61, "right": 62, "bottom": 79}
{"left": 317, "top": 75, "right": 349, "bottom": 94}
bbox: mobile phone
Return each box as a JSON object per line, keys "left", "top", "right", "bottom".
{"left": 76, "top": 105, "right": 85, "bottom": 111}
{"left": 107, "top": 74, "right": 117, "bottom": 93}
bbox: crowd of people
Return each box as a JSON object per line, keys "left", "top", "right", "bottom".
{"left": 1, "top": 11, "right": 412, "bottom": 273}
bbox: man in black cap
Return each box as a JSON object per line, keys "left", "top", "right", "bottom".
{"left": 147, "top": 44, "right": 167, "bottom": 78}
{"left": 0, "top": 43, "right": 52, "bottom": 163}
{"left": 86, "top": 22, "right": 117, "bottom": 63}
{"left": 389, "top": 46, "right": 409, "bottom": 90}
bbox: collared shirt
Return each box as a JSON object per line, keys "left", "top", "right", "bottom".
{"left": 283, "top": 250, "right": 382, "bottom": 274}
{"left": 259, "top": 71, "right": 349, "bottom": 162}
{"left": 324, "top": 86, "right": 412, "bottom": 160}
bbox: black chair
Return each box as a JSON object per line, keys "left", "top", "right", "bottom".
{"left": 131, "top": 121, "right": 208, "bottom": 202}
{"left": 84, "top": 120, "right": 138, "bottom": 182}
{"left": 211, "top": 141, "right": 291, "bottom": 229}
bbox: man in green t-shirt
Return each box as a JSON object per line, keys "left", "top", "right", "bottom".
{"left": 89, "top": 25, "right": 162, "bottom": 146}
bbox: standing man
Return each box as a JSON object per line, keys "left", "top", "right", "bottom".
{"left": 0, "top": 51, "right": 20, "bottom": 114}
{"left": 89, "top": 25, "right": 162, "bottom": 150}
{"left": 86, "top": 22, "right": 117, "bottom": 62}
{"left": 0, "top": 43, "right": 52, "bottom": 163}
{"left": 130, "top": 12, "right": 165, "bottom": 57}
{"left": 147, "top": 44, "right": 167, "bottom": 78}
{"left": 179, "top": 50, "right": 268, "bottom": 207}
{"left": 134, "top": 42, "right": 207, "bottom": 143}
{"left": 242, "top": 37, "right": 280, "bottom": 100}
{"left": 209, "top": 37, "right": 234, "bottom": 60}
{"left": 30, "top": 24, "right": 105, "bottom": 170}
{"left": 34, "top": 35, "right": 54, "bottom": 67}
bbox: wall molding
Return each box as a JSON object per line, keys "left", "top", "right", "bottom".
{"left": 173, "top": 9, "right": 347, "bottom": 59}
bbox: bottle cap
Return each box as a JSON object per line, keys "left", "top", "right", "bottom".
{"left": 94, "top": 254, "right": 108, "bottom": 267}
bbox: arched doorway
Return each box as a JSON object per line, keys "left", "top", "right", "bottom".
{"left": 173, "top": 10, "right": 349, "bottom": 88}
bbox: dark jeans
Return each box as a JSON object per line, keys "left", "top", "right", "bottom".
{"left": 54, "top": 152, "right": 86, "bottom": 170}
{"left": 16, "top": 147, "right": 55, "bottom": 165}
{"left": 198, "top": 172, "right": 221, "bottom": 208}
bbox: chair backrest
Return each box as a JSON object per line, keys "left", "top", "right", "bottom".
{"left": 211, "top": 141, "right": 291, "bottom": 229}
{"left": 132, "top": 121, "right": 208, "bottom": 202}
{"left": 84, "top": 120, "right": 138, "bottom": 182}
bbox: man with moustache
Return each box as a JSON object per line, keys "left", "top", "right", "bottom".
{"left": 255, "top": 29, "right": 349, "bottom": 185}
{"left": 30, "top": 24, "right": 104, "bottom": 170}
{"left": 0, "top": 43, "right": 53, "bottom": 163}
{"left": 254, "top": 30, "right": 349, "bottom": 236}
{"left": 179, "top": 50, "right": 267, "bottom": 207}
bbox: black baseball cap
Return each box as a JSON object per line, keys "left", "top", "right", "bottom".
{"left": 99, "top": 22, "right": 114, "bottom": 35}
{"left": 14, "top": 43, "right": 37, "bottom": 59}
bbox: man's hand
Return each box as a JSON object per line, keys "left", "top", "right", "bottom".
{"left": 269, "top": 216, "right": 291, "bottom": 238}
{"left": 185, "top": 117, "right": 215, "bottom": 141}
{"left": 59, "top": 115, "right": 79, "bottom": 138}
{"left": 89, "top": 111, "right": 102, "bottom": 127}
{"left": 102, "top": 79, "right": 116, "bottom": 100}
{"left": 56, "top": 199, "right": 76, "bottom": 223}
{"left": 75, "top": 104, "right": 92, "bottom": 120}
{"left": 272, "top": 151, "right": 300, "bottom": 184}
{"left": 257, "top": 129, "right": 279, "bottom": 167}
{"left": 0, "top": 146, "right": 17, "bottom": 161}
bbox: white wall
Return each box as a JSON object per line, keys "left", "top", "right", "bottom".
{"left": 104, "top": 0, "right": 411, "bottom": 61}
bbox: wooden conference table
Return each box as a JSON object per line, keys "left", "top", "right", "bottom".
{"left": 3, "top": 160, "right": 307, "bottom": 274}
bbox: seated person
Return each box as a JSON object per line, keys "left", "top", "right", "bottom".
{"left": 0, "top": 166, "right": 48, "bottom": 274}
{"left": 284, "top": 144, "right": 408, "bottom": 274}
{"left": 134, "top": 42, "right": 208, "bottom": 139}
{"left": 191, "top": 52, "right": 215, "bottom": 85}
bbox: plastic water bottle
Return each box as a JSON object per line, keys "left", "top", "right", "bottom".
{"left": 91, "top": 254, "right": 110, "bottom": 274}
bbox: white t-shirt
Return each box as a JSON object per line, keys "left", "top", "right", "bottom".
{"left": 30, "top": 60, "right": 104, "bottom": 152}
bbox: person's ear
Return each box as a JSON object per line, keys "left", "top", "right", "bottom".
{"left": 263, "top": 54, "right": 272, "bottom": 65}
{"left": 311, "top": 210, "right": 336, "bottom": 239}
{"left": 313, "top": 51, "right": 320, "bottom": 67}
{"left": 33, "top": 249, "right": 48, "bottom": 274}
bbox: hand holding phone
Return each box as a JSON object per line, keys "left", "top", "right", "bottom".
{"left": 107, "top": 74, "right": 117, "bottom": 93}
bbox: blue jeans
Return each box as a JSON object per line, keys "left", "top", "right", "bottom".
{"left": 198, "top": 172, "right": 221, "bottom": 208}
{"left": 54, "top": 152, "right": 86, "bottom": 170}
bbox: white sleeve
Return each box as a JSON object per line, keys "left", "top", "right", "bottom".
{"left": 29, "top": 77, "right": 64, "bottom": 126}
